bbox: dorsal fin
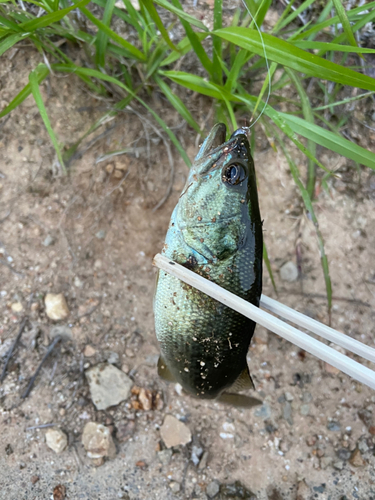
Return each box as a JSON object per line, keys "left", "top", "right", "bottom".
{"left": 157, "top": 356, "right": 176, "bottom": 382}
{"left": 217, "top": 393, "right": 262, "bottom": 408}
{"left": 230, "top": 366, "right": 255, "bottom": 392}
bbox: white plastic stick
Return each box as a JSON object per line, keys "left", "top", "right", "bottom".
{"left": 260, "top": 295, "right": 375, "bottom": 364}
{"left": 153, "top": 253, "right": 375, "bottom": 391}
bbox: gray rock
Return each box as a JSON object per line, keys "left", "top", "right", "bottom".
{"left": 157, "top": 449, "right": 172, "bottom": 465}
{"left": 282, "top": 402, "right": 293, "bottom": 425}
{"left": 254, "top": 403, "right": 271, "bottom": 420}
{"left": 160, "top": 415, "right": 192, "bottom": 448}
{"left": 336, "top": 448, "right": 351, "bottom": 461}
{"left": 169, "top": 482, "right": 180, "bottom": 494}
{"left": 42, "top": 234, "right": 54, "bottom": 247}
{"left": 300, "top": 404, "right": 310, "bottom": 416}
{"left": 284, "top": 391, "right": 294, "bottom": 402}
{"left": 45, "top": 427, "right": 67, "bottom": 454}
{"left": 327, "top": 421, "right": 341, "bottom": 432}
{"left": 95, "top": 230, "right": 106, "bottom": 240}
{"left": 333, "top": 460, "right": 344, "bottom": 470}
{"left": 320, "top": 456, "right": 333, "bottom": 469}
{"left": 85, "top": 363, "right": 133, "bottom": 410}
{"left": 280, "top": 261, "right": 298, "bottom": 282}
{"left": 191, "top": 445, "right": 203, "bottom": 466}
{"left": 107, "top": 351, "right": 120, "bottom": 365}
{"left": 82, "top": 422, "right": 116, "bottom": 459}
{"left": 206, "top": 480, "right": 220, "bottom": 498}
{"left": 358, "top": 439, "right": 369, "bottom": 454}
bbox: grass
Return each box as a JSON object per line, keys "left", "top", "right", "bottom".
{"left": 1, "top": 0, "right": 375, "bottom": 319}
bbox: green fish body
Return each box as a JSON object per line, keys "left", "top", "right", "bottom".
{"left": 154, "top": 123, "right": 263, "bottom": 403}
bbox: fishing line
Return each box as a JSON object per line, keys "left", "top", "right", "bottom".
{"left": 240, "top": 0, "right": 271, "bottom": 129}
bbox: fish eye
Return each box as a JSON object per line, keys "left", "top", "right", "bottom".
{"left": 222, "top": 164, "right": 246, "bottom": 186}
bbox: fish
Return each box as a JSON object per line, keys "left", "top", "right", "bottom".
{"left": 153, "top": 123, "right": 263, "bottom": 407}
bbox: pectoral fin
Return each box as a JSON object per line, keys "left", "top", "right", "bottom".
{"left": 217, "top": 393, "right": 262, "bottom": 408}
{"left": 230, "top": 365, "right": 255, "bottom": 392}
{"left": 157, "top": 356, "right": 176, "bottom": 382}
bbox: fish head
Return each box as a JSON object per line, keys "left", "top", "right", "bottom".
{"left": 176, "top": 123, "right": 259, "bottom": 262}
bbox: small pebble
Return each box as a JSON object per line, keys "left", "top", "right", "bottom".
{"left": 86, "top": 363, "right": 133, "bottom": 411}
{"left": 327, "top": 421, "right": 341, "bottom": 432}
{"left": 169, "top": 482, "right": 180, "bottom": 494}
{"left": 82, "top": 422, "right": 116, "bottom": 459}
{"left": 333, "top": 460, "right": 344, "bottom": 470}
{"left": 284, "top": 392, "right": 294, "bottom": 402}
{"left": 160, "top": 415, "right": 191, "bottom": 448}
{"left": 349, "top": 448, "right": 365, "bottom": 467}
{"left": 280, "top": 261, "right": 298, "bottom": 282}
{"left": 95, "top": 230, "right": 106, "bottom": 240}
{"left": 84, "top": 345, "right": 96, "bottom": 357}
{"left": 11, "top": 302, "right": 23, "bottom": 313}
{"left": 42, "top": 234, "right": 54, "bottom": 247}
{"left": 254, "top": 403, "right": 271, "bottom": 420}
{"left": 206, "top": 480, "right": 220, "bottom": 498}
{"left": 300, "top": 404, "right": 310, "bottom": 416}
{"left": 45, "top": 428, "right": 68, "bottom": 454}
{"left": 45, "top": 293, "right": 69, "bottom": 321}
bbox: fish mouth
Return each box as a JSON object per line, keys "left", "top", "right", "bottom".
{"left": 195, "top": 123, "right": 249, "bottom": 161}
{"left": 193, "top": 124, "right": 250, "bottom": 177}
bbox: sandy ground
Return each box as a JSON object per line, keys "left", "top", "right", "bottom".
{"left": 1, "top": 39, "right": 375, "bottom": 500}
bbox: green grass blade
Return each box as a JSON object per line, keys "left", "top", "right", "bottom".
{"left": 19, "top": 0, "right": 91, "bottom": 32}
{"left": 213, "top": 27, "right": 375, "bottom": 91}
{"left": 294, "top": 1, "right": 375, "bottom": 41}
{"left": 95, "top": 0, "right": 116, "bottom": 69}
{"left": 153, "top": 0, "right": 208, "bottom": 31}
{"left": 0, "top": 32, "right": 24, "bottom": 57}
{"left": 274, "top": 0, "right": 315, "bottom": 33}
{"left": 78, "top": 5, "right": 146, "bottom": 62}
{"left": 224, "top": 48, "right": 249, "bottom": 92}
{"left": 169, "top": 0, "right": 214, "bottom": 77}
{"left": 280, "top": 113, "right": 375, "bottom": 170}
{"left": 140, "top": 0, "right": 177, "bottom": 52}
{"left": 332, "top": 0, "right": 360, "bottom": 52}
{"left": 154, "top": 75, "right": 201, "bottom": 134}
{"left": 212, "top": 0, "right": 223, "bottom": 85}
{"left": 292, "top": 41, "right": 375, "bottom": 53}
{"left": 274, "top": 129, "right": 332, "bottom": 319}
{"left": 263, "top": 242, "right": 277, "bottom": 295}
{"left": 285, "top": 68, "right": 316, "bottom": 198}
{"left": 0, "top": 65, "right": 50, "bottom": 118}
{"left": 29, "top": 68, "right": 65, "bottom": 173}
{"left": 313, "top": 91, "right": 374, "bottom": 111}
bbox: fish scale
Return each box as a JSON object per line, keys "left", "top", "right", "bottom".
{"left": 154, "top": 123, "right": 263, "bottom": 403}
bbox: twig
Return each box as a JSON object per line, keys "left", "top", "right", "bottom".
{"left": 0, "top": 318, "right": 28, "bottom": 382}
{"left": 21, "top": 335, "right": 62, "bottom": 399}
{"left": 26, "top": 423, "right": 56, "bottom": 431}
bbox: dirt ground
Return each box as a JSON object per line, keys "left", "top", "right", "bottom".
{"left": 1, "top": 37, "right": 375, "bottom": 500}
